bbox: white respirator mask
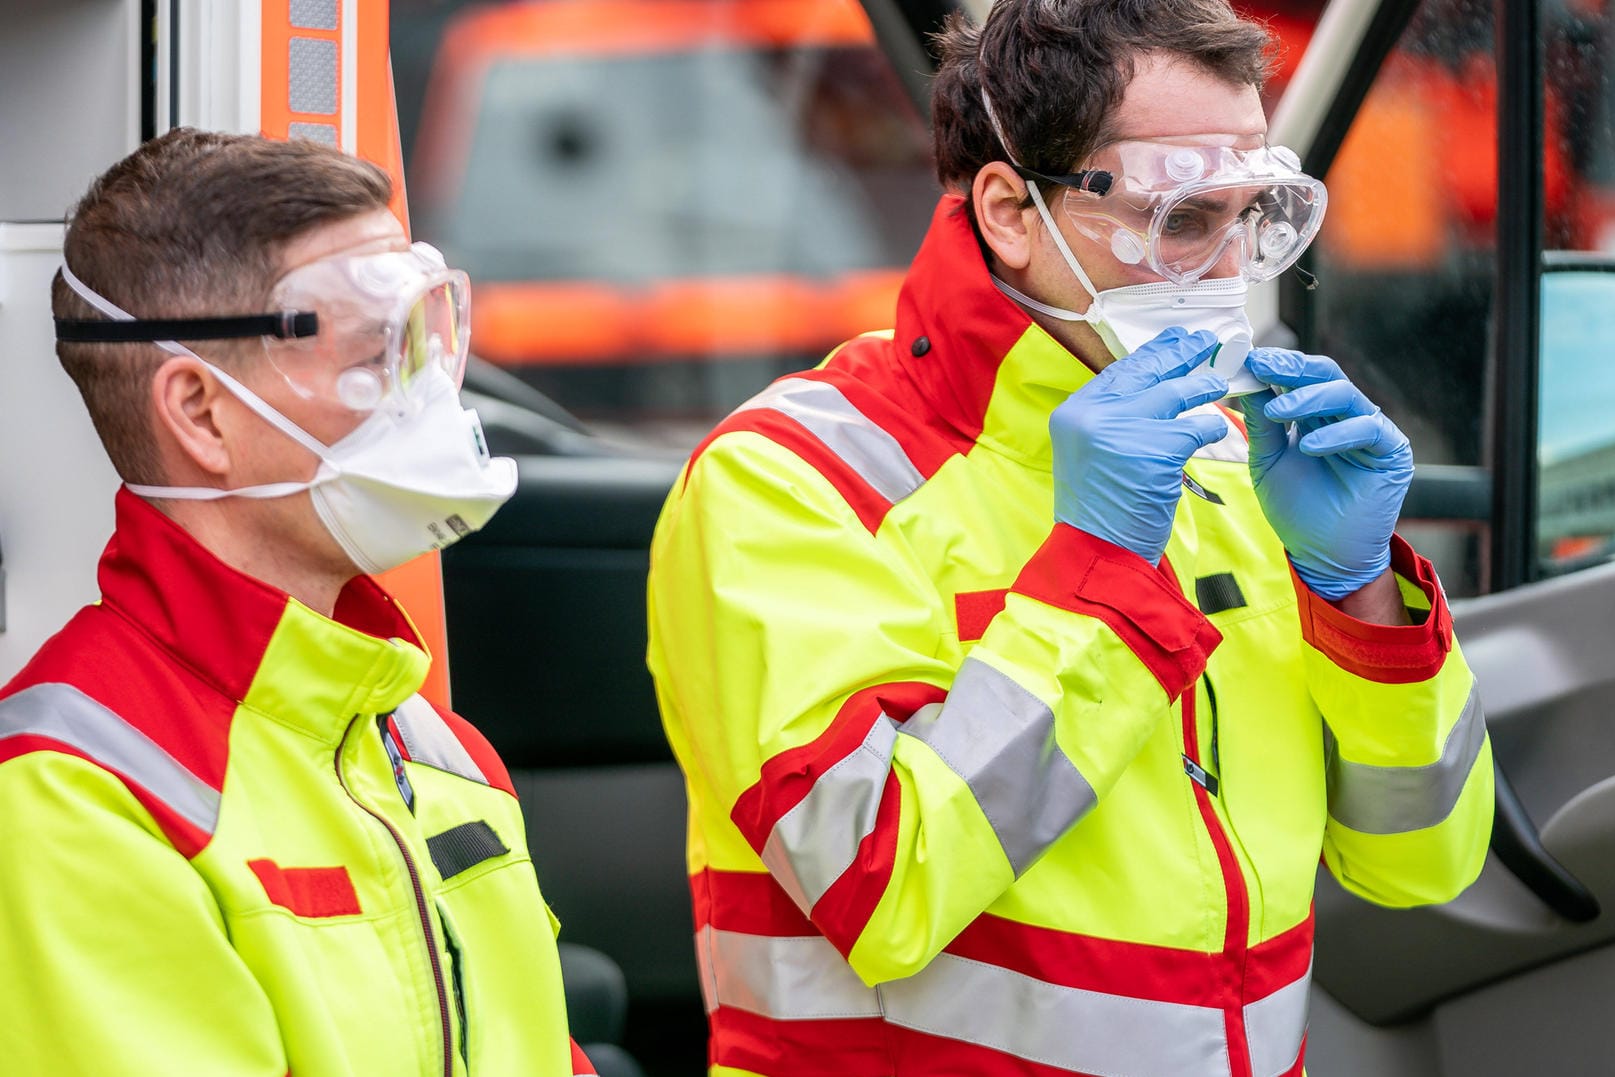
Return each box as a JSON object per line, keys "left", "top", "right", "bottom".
{"left": 57, "top": 255, "right": 517, "bottom": 575}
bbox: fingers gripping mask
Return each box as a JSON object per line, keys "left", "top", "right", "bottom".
{"left": 992, "top": 271, "right": 1262, "bottom": 396}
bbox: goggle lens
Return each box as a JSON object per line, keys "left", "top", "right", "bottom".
{"left": 1063, "top": 141, "right": 1327, "bottom": 284}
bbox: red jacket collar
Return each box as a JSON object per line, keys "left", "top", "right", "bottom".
{"left": 890, "top": 195, "right": 1094, "bottom": 462}
{"left": 98, "top": 487, "right": 423, "bottom": 704}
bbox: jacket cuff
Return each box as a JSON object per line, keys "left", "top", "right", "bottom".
{"left": 1292, "top": 534, "right": 1453, "bottom": 684}
{"left": 1011, "top": 524, "right": 1221, "bottom": 701}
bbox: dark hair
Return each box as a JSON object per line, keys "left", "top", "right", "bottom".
{"left": 52, "top": 127, "right": 392, "bottom": 484}
{"left": 931, "top": 0, "right": 1273, "bottom": 219}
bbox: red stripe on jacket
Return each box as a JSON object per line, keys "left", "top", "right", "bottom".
{"left": 729, "top": 682, "right": 947, "bottom": 854}
{"left": 1013, "top": 525, "right": 1222, "bottom": 701}
{"left": 0, "top": 735, "right": 214, "bottom": 858}
{"left": 687, "top": 408, "right": 898, "bottom": 534}
{"left": 709, "top": 1007, "right": 891, "bottom": 1077}
{"left": 247, "top": 859, "right": 363, "bottom": 918}
{"left": 1292, "top": 534, "right": 1453, "bottom": 684}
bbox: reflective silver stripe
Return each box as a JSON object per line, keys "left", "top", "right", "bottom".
{"left": 392, "top": 694, "right": 487, "bottom": 785}
{"left": 761, "top": 716, "right": 898, "bottom": 912}
{"left": 696, "top": 926, "right": 881, "bottom": 1019}
{"left": 0, "top": 682, "right": 220, "bottom": 834}
{"left": 288, "top": 122, "right": 338, "bottom": 145}
{"left": 883, "top": 953, "right": 1231, "bottom": 1076}
{"left": 902, "top": 658, "right": 1096, "bottom": 875}
{"left": 1326, "top": 680, "right": 1486, "bottom": 834}
{"left": 744, "top": 378, "right": 925, "bottom": 504}
{"left": 762, "top": 660, "right": 1094, "bottom": 910}
{"left": 288, "top": 37, "right": 338, "bottom": 115}
{"left": 290, "top": 0, "right": 338, "bottom": 29}
{"left": 1245, "top": 960, "right": 1311, "bottom": 1077}
{"left": 705, "top": 926, "right": 1312, "bottom": 1077}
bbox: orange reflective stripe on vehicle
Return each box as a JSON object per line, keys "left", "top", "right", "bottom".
{"left": 471, "top": 270, "right": 906, "bottom": 365}
{"left": 439, "top": 0, "right": 873, "bottom": 68}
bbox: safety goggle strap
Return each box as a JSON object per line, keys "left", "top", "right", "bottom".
{"left": 61, "top": 259, "right": 336, "bottom": 463}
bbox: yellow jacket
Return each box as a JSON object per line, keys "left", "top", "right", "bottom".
{"left": 647, "top": 196, "right": 1493, "bottom": 1077}
{"left": 0, "top": 489, "right": 589, "bottom": 1076}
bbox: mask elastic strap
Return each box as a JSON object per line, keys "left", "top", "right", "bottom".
{"left": 62, "top": 260, "right": 339, "bottom": 500}
{"left": 979, "top": 86, "right": 1106, "bottom": 306}
{"left": 989, "top": 275, "right": 1090, "bottom": 323}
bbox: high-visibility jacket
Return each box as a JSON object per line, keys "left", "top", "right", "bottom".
{"left": 646, "top": 195, "right": 1494, "bottom": 1077}
{"left": 0, "top": 488, "right": 592, "bottom": 1077}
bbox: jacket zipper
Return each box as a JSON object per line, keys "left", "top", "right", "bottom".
{"left": 335, "top": 716, "right": 455, "bottom": 1077}
{"left": 1182, "top": 685, "right": 1254, "bottom": 1077}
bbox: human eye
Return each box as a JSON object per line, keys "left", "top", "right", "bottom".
{"left": 1161, "top": 208, "right": 1211, "bottom": 238}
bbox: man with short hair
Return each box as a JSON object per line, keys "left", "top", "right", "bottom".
{"left": 0, "top": 128, "right": 594, "bottom": 1076}
{"left": 647, "top": 2, "right": 1494, "bottom": 1074}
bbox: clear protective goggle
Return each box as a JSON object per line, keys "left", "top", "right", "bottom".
{"left": 1019, "top": 140, "right": 1327, "bottom": 284}
{"left": 55, "top": 241, "right": 470, "bottom": 416}
{"left": 265, "top": 241, "right": 470, "bottom": 414}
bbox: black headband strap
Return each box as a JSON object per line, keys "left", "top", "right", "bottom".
{"left": 54, "top": 311, "right": 318, "bottom": 344}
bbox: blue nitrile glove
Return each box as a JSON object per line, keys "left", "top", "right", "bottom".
{"left": 1238, "top": 348, "right": 1414, "bottom": 599}
{"left": 1051, "top": 327, "right": 1230, "bottom": 565}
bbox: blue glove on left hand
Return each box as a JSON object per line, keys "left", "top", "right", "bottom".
{"left": 1238, "top": 348, "right": 1414, "bottom": 600}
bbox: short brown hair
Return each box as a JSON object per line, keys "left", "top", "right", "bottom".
{"left": 53, "top": 128, "right": 392, "bottom": 484}
{"left": 931, "top": 0, "right": 1273, "bottom": 217}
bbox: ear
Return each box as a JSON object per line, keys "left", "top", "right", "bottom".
{"left": 150, "top": 354, "right": 232, "bottom": 479}
{"left": 971, "top": 161, "right": 1037, "bottom": 271}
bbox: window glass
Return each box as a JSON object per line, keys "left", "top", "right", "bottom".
{"left": 1287, "top": 0, "right": 1496, "bottom": 594}
{"left": 392, "top": 0, "right": 936, "bottom": 448}
{"left": 1537, "top": 1, "right": 1615, "bottom": 576}
{"left": 1310, "top": 0, "right": 1496, "bottom": 475}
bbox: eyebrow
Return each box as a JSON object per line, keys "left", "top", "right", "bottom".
{"left": 1176, "top": 193, "right": 1236, "bottom": 214}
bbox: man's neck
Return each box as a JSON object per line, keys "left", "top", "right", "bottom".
{"left": 154, "top": 497, "right": 353, "bottom": 618}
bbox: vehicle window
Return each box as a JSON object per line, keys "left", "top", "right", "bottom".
{"left": 392, "top": 0, "right": 936, "bottom": 448}
{"left": 1537, "top": 0, "right": 1615, "bottom": 577}
{"left": 1538, "top": 266, "right": 1615, "bottom": 572}
{"left": 1283, "top": 0, "right": 1496, "bottom": 594}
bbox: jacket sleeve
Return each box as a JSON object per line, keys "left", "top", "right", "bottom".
{"left": 1296, "top": 536, "right": 1495, "bottom": 906}
{"left": 647, "top": 432, "right": 1221, "bottom": 985}
{"left": 0, "top": 750, "right": 287, "bottom": 1075}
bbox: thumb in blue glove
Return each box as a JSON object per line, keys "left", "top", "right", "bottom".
{"left": 1238, "top": 347, "right": 1414, "bottom": 599}
{"left": 1052, "top": 327, "right": 1230, "bottom": 565}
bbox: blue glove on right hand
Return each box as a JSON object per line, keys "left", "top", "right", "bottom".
{"left": 1051, "top": 327, "right": 1231, "bottom": 565}
{"left": 1237, "top": 348, "right": 1414, "bottom": 599}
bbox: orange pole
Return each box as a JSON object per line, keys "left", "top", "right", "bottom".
{"left": 261, "top": 0, "right": 454, "bottom": 709}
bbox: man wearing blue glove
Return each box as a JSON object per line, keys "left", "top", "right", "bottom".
{"left": 647, "top": 2, "right": 1494, "bottom": 1074}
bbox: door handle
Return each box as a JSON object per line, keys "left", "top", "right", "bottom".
{"left": 1491, "top": 759, "right": 1601, "bottom": 923}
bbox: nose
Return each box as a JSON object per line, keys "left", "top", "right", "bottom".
{"left": 1205, "top": 232, "right": 1247, "bottom": 280}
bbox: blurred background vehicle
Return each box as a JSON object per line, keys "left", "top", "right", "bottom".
{"left": 396, "top": 0, "right": 934, "bottom": 447}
